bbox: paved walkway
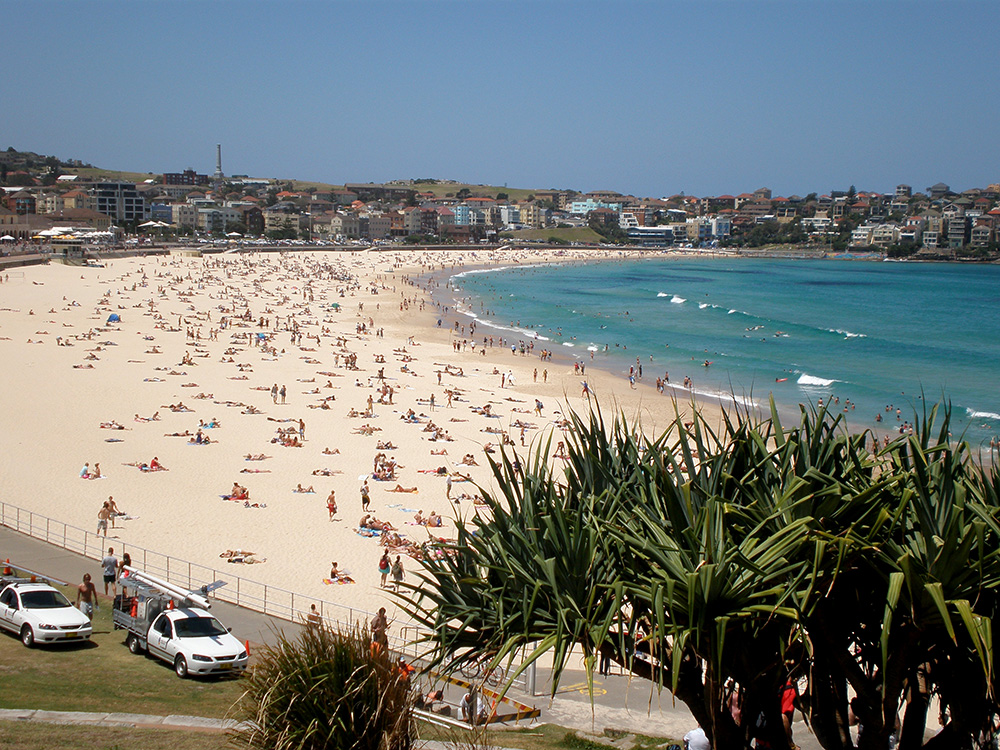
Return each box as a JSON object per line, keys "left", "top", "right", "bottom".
{"left": 0, "top": 523, "right": 823, "bottom": 748}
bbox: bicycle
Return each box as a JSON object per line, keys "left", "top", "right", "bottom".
{"left": 459, "top": 654, "right": 506, "bottom": 687}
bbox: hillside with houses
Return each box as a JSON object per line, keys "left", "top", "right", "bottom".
{"left": 1, "top": 148, "right": 998, "bottom": 259}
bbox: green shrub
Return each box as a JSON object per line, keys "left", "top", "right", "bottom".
{"left": 230, "top": 625, "right": 413, "bottom": 750}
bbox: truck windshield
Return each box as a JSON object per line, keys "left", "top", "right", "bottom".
{"left": 173, "top": 616, "right": 228, "bottom": 638}
{"left": 21, "top": 590, "right": 72, "bottom": 609}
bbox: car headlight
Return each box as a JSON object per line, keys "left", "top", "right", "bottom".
{"left": 191, "top": 654, "right": 213, "bottom": 662}
{"left": 38, "top": 624, "right": 58, "bottom": 630}
{"left": 238, "top": 651, "right": 248, "bottom": 659}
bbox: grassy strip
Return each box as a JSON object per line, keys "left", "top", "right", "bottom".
{"left": 0, "top": 721, "right": 230, "bottom": 750}
{"left": 501, "top": 227, "right": 605, "bottom": 244}
{"left": 0, "top": 582, "right": 244, "bottom": 718}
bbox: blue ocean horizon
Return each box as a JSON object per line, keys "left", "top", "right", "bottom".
{"left": 449, "top": 256, "right": 1000, "bottom": 449}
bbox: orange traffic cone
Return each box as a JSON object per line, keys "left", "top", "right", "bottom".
{"left": 3, "top": 559, "right": 11, "bottom": 576}
{"left": 244, "top": 639, "right": 251, "bottom": 656}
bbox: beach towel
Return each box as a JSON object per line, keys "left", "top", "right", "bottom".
{"left": 323, "top": 577, "right": 356, "bottom": 585}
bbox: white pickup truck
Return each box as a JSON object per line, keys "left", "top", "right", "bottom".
{"left": 112, "top": 568, "right": 247, "bottom": 678}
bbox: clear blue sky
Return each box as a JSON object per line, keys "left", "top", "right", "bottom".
{"left": 5, "top": 0, "right": 998, "bottom": 198}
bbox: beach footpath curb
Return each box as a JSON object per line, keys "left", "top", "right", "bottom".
{"left": 0, "top": 708, "right": 244, "bottom": 731}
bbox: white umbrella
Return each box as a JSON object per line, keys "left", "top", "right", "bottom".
{"left": 138, "top": 220, "right": 161, "bottom": 228}
{"left": 226, "top": 232, "right": 243, "bottom": 237}
{"left": 0, "top": 235, "right": 14, "bottom": 241}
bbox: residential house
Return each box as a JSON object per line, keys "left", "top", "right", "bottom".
{"left": 434, "top": 206, "right": 456, "bottom": 234}
{"left": 5, "top": 190, "right": 36, "bottom": 215}
{"left": 947, "top": 215, "right": 969, "bottom": 248}
{"left": 850, "top": 226, "right": 875, "bottom": 246}
{"left": 970, "top": 223, "right": 994, "bottom": 249}
{"left": 35, "top": 192, "right": 63, "bottom": 214}
{"left": 171, "top": 204, "right": 198, "bottom": 229}
{"left": 330, "top": 212, "right": 360, "bottom": 239}
{"left": 927, "top": 182, "right": 951, "bottom": 200}
{"left": 62, "top": 189, "right": 94, "bottom": 211}
{"left": 366, "top": 212, "right": 393, "bottom": 240}
{"left": 870, "top": 223, "right": 900, "bottom": 247}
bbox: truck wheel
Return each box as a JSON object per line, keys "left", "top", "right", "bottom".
{"left": 174, "top": 655, "right": 189, "bottom": 678}
{"left": 127, "top": 633, "right": 143, "bottom": 654}
{"left": 20, "top": 625, "right": 35, "bottom": 648}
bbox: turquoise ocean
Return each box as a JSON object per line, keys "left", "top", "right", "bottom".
{"left": 449, "top": 256, "right": 1000, "bottom": 449}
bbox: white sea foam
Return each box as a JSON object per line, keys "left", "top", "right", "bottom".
{"left": 966, "top": 408, "right": 1000, "bottom": 421}
{"left": 562, "top": 342, "right": 575, "bottom": 347}
{"left": 454, "top": 304, "right": 550, "bottom": 341}
{"left": 587, "top": 345, "right": 599, "bottom": 352}
{"left": 657, "top": 292, "right": 669, "bottom": 298}
{"left": 451, "top": 262, "right": 549, "bottom": 281}
{"left": 797, "top": 374, "right": 838, "bottom": 387}
{"left": 671, "top": 295, "right": 686, "bottom": 304}
{"left": 669, "top": 383, "right": 759, "bottom": 409}
{"left": 828, "top": 328, "right": 867, "bottom": 339}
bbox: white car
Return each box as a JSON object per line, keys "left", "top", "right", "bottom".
{"left": 136, "top": 608, "right": 248, "bottom": 678}
{"left": 0, "top": 582, "right": 93, "bottom": 647}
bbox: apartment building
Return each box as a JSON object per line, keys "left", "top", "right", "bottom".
{"left": 94, "top": 181, "right": 147, "bottom": 223}
{"left": 517, "top": 202, "right": 546, "bottom": 228}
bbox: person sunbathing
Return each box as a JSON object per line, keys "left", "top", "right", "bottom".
{"left": 430, "top": 448, "right": 448, "bottom": 455}
{"left": 294, "top": 484, "right": 315, "bottom": 493}
{"left": 390, "top": 485, "right": 418, "bottom": 493}
{"left": 165, "top": 430, "right": 192, "bottom": 437}
{"left": 426, "top": 512, "right": 443, "bottom": 528}
{"left": 322, "top": 447, "right": 340, "bottom": 455}
{"left": 460, "top": 454, "right": 478, "bottom": 466}
{"left": 413, "top": 510, "right": 426, "bottom": 525}
{"left": 101, "top": 421, "right": 125, "bottom": 430}
{"left": 230, "top": 483, "right": 249, "bottom": 500}
{"left": 245, "top": 453, "right": 271, "bottom": 461}
{"left": 328, "top": 562, "right": 355, "bottom": 583}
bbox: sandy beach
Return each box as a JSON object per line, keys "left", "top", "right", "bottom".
{"left": 0, "top": 249, "right": 724, "bottom": 625}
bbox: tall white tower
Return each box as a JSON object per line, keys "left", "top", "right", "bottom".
{"left": 213, "top": 144, "right": 224, "bottom": 180}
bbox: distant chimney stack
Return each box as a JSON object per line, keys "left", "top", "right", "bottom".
{"left": 214, "top": 144, "right": 224, "bottom": 180}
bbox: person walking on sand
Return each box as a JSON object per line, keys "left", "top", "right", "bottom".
{"left": 97, "top": 501, "right": 111, "bottom": 536}
{"left": 280, "top": 384, "right": 287, "bottom": 404}
{"left": 327, "top": 490, "right": 337, "bottom": 521}
{"left": 107, "top": 496, "right": 121, "bottom": 528}
{"left": 391, "top": 555, "right": 404, "bottom": 590}
{"left": 378, "top": 552, "right": 391, "bottom": 588}
{"left": 271, "top": 383, "right": 278, "bottom": 403}
{"left": 360, "top": 480, "right": 371, "bottom": 511}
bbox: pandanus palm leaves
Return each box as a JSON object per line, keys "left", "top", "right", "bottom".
{"left": 399, "top": 398, "right": 1000, "bottom": 750}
